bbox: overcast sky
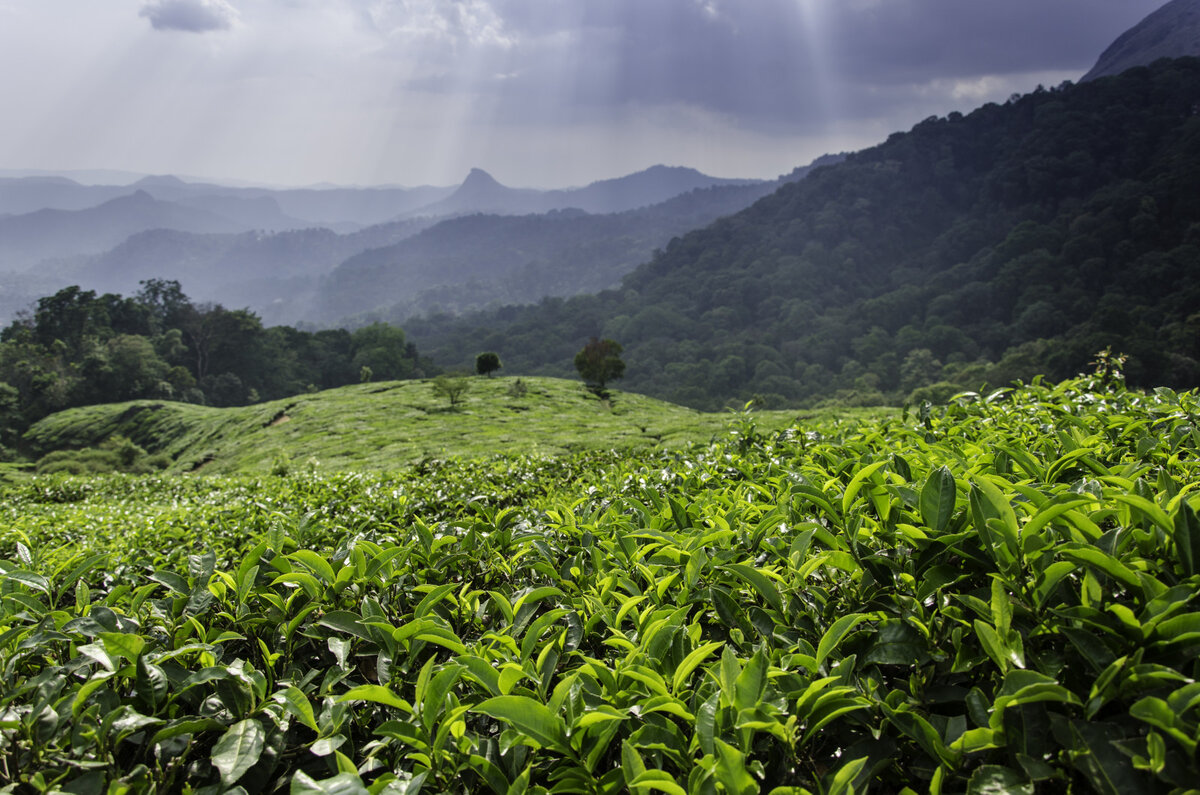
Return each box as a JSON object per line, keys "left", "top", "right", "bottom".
{"left": 0, "top": 0, "right": 1166, "bottom": 188}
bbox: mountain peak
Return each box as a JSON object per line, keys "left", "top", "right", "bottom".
{"left": 639, "top": 165, "right": 703, "bottom": 177}
{"left": 461, "top": 168, "right": 503, "bottom": 188}
{"left": 1083, "top": 0, "right": 1200, "bottom": 81}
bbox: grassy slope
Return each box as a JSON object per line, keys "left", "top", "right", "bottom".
{"left": 22, "top": 376, "right": 864, "bottom": 474}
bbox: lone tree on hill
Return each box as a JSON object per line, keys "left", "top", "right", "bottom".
{"left": 432, "top": 373, "right": 471, "bottom": 407}
{"left": 574, "top": 337, "right": 625, "bottom": 395}
{"left": 475, "top": 351, "right": 502, "bottom": 377}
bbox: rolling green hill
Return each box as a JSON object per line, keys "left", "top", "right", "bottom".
{"left": 20, "top": 376, "right": 840, "bottom": 474}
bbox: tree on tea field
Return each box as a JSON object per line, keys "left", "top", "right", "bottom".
{"left": 432, "top": 373, "right": 471, "bottom": 407}
{"left": 475, "top": 351, "right": 502, "bottom": 377}
{"left": 575, "top": 337, "right": 625, "bottom": 394}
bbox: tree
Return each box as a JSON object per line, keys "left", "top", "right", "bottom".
{"left": 432, "top": 374, "right": 471, "bottom": 407}
{"left": 136, "top": 279, "right": 192, "bottom": 334}
{"left": 475, "top": 352, "right": 502, "bottom": 377}
{"left": 351, "top": 323, "right": 414, "bottom": 381}
{"left": 574, "top": 337, "right": 625, "bottom": 394}
{"left": 0, "top": 382, "right": 19, "bottom": 451}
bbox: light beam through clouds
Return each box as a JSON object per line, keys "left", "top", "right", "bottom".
{"left": 0, "top": 0, "right": 1170, "bottom": 187}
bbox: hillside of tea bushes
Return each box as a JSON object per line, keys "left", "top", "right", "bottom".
{"left": 2, "top": 375, "right": 1199, "bottom": 793}
{"left": 19, "top": 377, "right": 815, "bottom": 475}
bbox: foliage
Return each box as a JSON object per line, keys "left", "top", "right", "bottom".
{"left": 34, "top": 436, "right": 170, "bottom": 475}
{"left": 18, "top": 376, "right": 819, "bottom": 475}
{"left": 475, "top": 352, "right": 502, "bottom": 378}
{"left": 408, "top": 58, "right": 1200, "bottom": 409}
{"left": 1, "top": 377, "right": 1198, "bottom": 791}
{"left": 507, "top": 378, "right": 529, "bottom": 398}
{"left": 0, "top": 281, "right": 434, "bottom": 437}
{"left": 432, "top": 374, "right": 472, "bottom": 408}
{"left": 574, "top": 337, "right": 625, "bottom": 394}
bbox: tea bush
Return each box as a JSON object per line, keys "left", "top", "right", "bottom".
{"left": 1, "top": 378, "right": 1198, "bottom": 793}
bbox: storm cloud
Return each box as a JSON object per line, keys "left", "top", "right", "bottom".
{"left": 139, "top": 0, "right": 238, "bottom": 33}
{"left": 0, "top": 0, "right": 1168, "bottom": 187}
{"left": 386, "top": 0, "right": 1165, "bottom": 129}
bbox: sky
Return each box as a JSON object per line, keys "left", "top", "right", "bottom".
{"left": 0, "top": 0, "right": 1168, "bottom": 189}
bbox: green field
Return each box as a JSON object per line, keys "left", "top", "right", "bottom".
{"left": 20, "top": 376, "right": 840, "bottom": 475}
{"left": 2, "top": 376, "right": 1199, "bottom": 793}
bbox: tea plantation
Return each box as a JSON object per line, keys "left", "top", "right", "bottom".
{"left": 2, "top": 376, "right": 1199, "bottom": 793}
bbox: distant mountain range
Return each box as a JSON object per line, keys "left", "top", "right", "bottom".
{"left": 0, "top": 162, "right": 821, "bottom": 327}
{"left": 0, "top": 191, "right": 247, "bottom": 268}
{"left": 412, "top": 165, "right": 765, "bottom": 218}
{"left": 1082, "top": 0, "right": 1200, "bottom": 81}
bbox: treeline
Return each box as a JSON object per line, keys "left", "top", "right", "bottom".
{"left": 407, "top": 58, "right": 1200, "bottom": 409}
{"left": 0, "top": 280, "right": 433, "bottom": 451}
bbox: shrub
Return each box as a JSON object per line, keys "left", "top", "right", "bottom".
{"left": 906, "top": 380, "right": 964, "bottom": 406}
{"left": 432, "top": 373, "right": 471, "bottom": 407}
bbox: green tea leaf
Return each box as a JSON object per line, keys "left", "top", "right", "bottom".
{"left": 2, "top": 569, "right": 50, "bottom": 594}
{"left": 288, "top": 550, "right": 337, "bottom": 584}
{"left": 723, "top": 563, "right": 785, "bottom": 613}
{"left": 273, "top": 686, "right": 319, "bottom": 732}
{"left": 339, "top": 685, "right": 414, "bottom": 713}
{"left": 1172, "top": 503, "right": 1200, "bottom": 577}
{"left": 713, "top": 738, "right": 757, "bottom": 795}
{"left": 966, "top": 765, "right": 1033, "bottom": 795}
{"left": 628, "top": 771, "right": 687, "bottom": 795}
{"left": 98, "top": 632, "right": 146, "bottom": 663}
{"left": 290, "top": 771, "right": 369, "bottom": 794}
{"left": 843, "top": 460, "right": 890, "bottom": 517}
{"left": 671, "top": 641, "right": 724, "bottom": 694}
{"left": 1058, "top": 546, "right": 1141, "bottom": 591}
{"left": 212, "top": 718, "right": 266, "bottom": 787}
{"left": 920, "top": 466, "right": 957, "bottom": 535}
{"left": 472, "top": 696, "right": 569, "bottom": 752}
{"left": 816, "top": 614, "right": 867, "bottom": 671}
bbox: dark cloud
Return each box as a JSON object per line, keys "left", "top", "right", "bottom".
{"left": 426, "top": 0, "right": 1163, "bottom": 129}
{"left": 140, "top": 0, "right": 237, "bottom": 33}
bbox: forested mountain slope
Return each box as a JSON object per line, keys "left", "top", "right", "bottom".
{"left": 408, "top": 58, "right": 1200, "bottom": 410}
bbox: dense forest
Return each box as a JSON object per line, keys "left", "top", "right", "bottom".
{"left": 0, "top": 281, "right": 433, "bottom": 452}
{"left": 407, "top": 58, "right": 1200, "bottom": 410}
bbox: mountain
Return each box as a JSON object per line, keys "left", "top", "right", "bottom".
{"left": 406, "top": 58, "right": 1200, "bottom": 410}
{"left": 410, "top": 168, "right": 547, "bottom": 216}
{"left": 129, "top": 179, "right": 457, "bottom": 228}
{"left": 0, "top": 177, "right": 130, "bottom": 216}
{"left": 0, "top": 191, "right": 248, "bottom": 270}
{"left": 565, "top": 165, "right": 768, "bottom": 213}
{"left": 41, "top": 162, "right": 822, "bottom": 328}
{"left": 406, "top": 165, "right": 765, "bottom": 217}
{"left": 313, "top": 164, "right": 823, "bottom": 325}
{"left": 0, "top": 161, "right": 802, "bottom": 327}
{"left": 1082, "top": 0, "right": 1200, "bottom": 81}
{"left": 0, "top": 174, "right": 457, "bottom": 229}
{"left": 75, "top": 217, "right": 439, "bottom": 325}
